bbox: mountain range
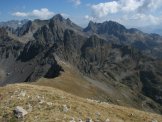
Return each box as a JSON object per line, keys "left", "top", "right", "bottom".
{"left": 0, "top": 19, "right": 29, "bottom": 29}
{"left": 139, "top": 25, "right": 162, "bottom": 36}
{"left": 0, "top": 14, "right": 162, "bottom": 115}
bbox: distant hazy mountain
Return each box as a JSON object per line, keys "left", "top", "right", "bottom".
{"left": 0, "top": 19, "right": 29, "bottom": 29}
{"left": 139, "top": 25, "right": 162, "bottom": 36}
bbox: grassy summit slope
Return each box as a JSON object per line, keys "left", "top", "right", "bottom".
{"left": 0, "top": 84, "right": 161, "bottom": 122}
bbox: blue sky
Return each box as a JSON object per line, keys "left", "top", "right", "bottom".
{"left": 0, "top": 0, "right": 162, "bottom": 28}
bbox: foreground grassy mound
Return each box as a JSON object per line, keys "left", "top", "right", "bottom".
{"left": 0, "top": 84, "right": 161, "bottom": 122}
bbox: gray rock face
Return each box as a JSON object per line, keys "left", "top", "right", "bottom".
{"left": 0, "top": 20, "right": 29, "bottom": 36}
{"left": 0, "top": 28, "right": 63, "bottom": 85}
{"left": 84, "top": 21, "right": 162, "bottom": 59}
{"left": 15, "top": 20, "right": 32, "bottom": 36}
{"left": 84, "top": 20, "right": 127, "bottom": 36}
{"left": 13, "top": 106, "right": 28, "bottom": 118}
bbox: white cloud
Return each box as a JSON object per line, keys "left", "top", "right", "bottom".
{"left": 12, "top": 12, "right": 28, "bottom": 17}
{"left": 134, "top": 14, "right": 161, "bottom": 25}
{"left": 86, "top": 0, "right": 162, "bottom": 27}
{"left": 31, "top": 8, "right": 54, "bottom": 19}
{"left": 145, "top": 0, "right": 162, "bottom": 10}
{"left": 89, "top": 0, "right": 162, "bottom": 18}
{"left": 118, "top": 14, "right": 162, "bottom": 27}
{"left": 138, "top": 0, "right": 162, "bottom": 12}
{"left": 120, "top": 0, "right": 144, "bottom": 12}
{"left": 12, "top": 8, "right": 54, "bottom": 20}
{"left": 90, "top": 0, "right": 145, "bottom": 18}
{"left": 91, "top": 1, "right": 120, "bottom": 18}
{"left": 84, "top": 15, "right": 95, "bottom": 21}
{"left": 71, "top": 0, "right": 81, "bottom": 6}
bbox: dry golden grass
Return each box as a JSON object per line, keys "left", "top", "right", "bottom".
{"left": 0, "top": 83, "right": 161, "bottom": 122}
{"left": 33, "top": 61, "right": 109, "bottom": 100}
{"left": 32, "top": 61, "right": 162, "bottom": 114}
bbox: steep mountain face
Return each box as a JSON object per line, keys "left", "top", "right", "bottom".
{"left": 0, "top": 20, "right": 29, "bottom": 35}
{"left": 84, "top": 21, "right": 162, "bottom": 59}
{"left": 84, "top": 21, "right": 127, "bottom": 36}
{"left": 0, "top": 28, "right": 62, "bottom": 85}
{"left": 15, "top": 19, "right": 49, "bottom": 37}
{"left": 15, "top": 20, "right": 33, "bottom": 36}
{"left": 0, "top": 14, "right": 162, "bottom": 114}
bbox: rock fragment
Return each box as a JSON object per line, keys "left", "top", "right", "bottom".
{"left": 152, "top": 120, "right": 158, "bottom": 122}
{"left": 13, "top": 106, "right": 28, "bottom": 118}
{"left": 105, "top": 118, "right": 110, "bottom": 122}
{"left": 86, "top": 118, "right": 93, "bottom": 122}
{"left": 63, "top": 104, "right": 69, "bottom": 112}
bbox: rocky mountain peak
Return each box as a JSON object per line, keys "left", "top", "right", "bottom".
{"left": 84, "top": 21, "right": 97, "bottom": 33}
{"left": 84, "top": 20, "right": 127, "bottom": 35}
{"left": 88, "top": 20, "right": 96, "bottom": 27}
{"left": 50, "top": 14, "right": 64, "bottom": 22}
{"left": 15, "top": 20, "right": 32, "bottom": 36}
{"left": 49, "top": 14, "right": 82, "bottom": 32}
{"left": 97, "top": 20, "right": 127, "bottom": 34}
{"left": 66, "top": 18, "right": 73, "bottom": 26}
